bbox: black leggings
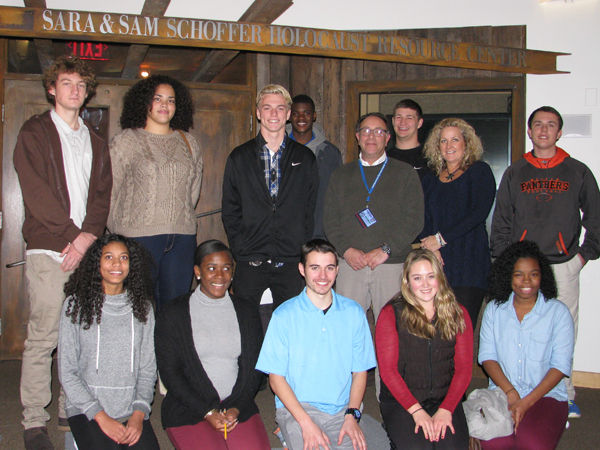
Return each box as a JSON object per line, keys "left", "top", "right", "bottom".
{"left": 453, "top": 286, "right": 486, "bottom": 329}
{"left": 381, "top": 400, "right": 469, "bottom": 450}
{"left": 68, "top": 414, "right": 159, "bottom": 450}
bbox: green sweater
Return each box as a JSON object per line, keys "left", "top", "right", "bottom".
{"left": 324, "top": 158, "right": 424, "bottom": 264}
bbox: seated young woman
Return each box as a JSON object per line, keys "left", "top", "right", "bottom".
{"left": 376, "top": 248, "right": 473, "bottom": 449}
{"left": 59, "top": 234, "right": 159, "bottom": 449}
{"left": 154, "top": 239, "right": 270, "bottom": 450}
{"left": 478, "top": 240, "right": 574, "bottom": 449}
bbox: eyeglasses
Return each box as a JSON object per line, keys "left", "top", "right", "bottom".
{"left": 358, "top": 127, "right": 388, "bottom": 137}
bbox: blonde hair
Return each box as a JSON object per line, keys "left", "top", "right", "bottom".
{"left": 396, "top": 249, "right": 465, "bottom": 340}
{"left": 256, "top": 84, "right": 292, "bottom": 109}
{"left": 423, "top": 118, "right": 483, "bottom": 176}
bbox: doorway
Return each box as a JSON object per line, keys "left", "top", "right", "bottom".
{"left": 346, "top": 77, "right": 526, "bottom": 170}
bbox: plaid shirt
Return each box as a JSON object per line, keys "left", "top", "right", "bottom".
{"left": 259, "top": 139, "right": 286, "bottom": 198}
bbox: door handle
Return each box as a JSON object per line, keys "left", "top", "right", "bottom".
{"left": 6, "top": 260, "right": 25, "bottom": 268}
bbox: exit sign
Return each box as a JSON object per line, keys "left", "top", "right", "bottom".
{"left": 67, "top": 41, "right": 109, "bottom": 61}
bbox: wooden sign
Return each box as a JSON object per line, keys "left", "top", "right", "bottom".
{"left": 0, "top": 6, "right": 567, "bottom": 74}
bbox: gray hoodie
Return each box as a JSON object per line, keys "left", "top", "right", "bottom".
{"left": 58, "top": 292, "right": 156, "bottom": 421}
{"left": 286, "top": 122, "right": 343, "bottom": 238}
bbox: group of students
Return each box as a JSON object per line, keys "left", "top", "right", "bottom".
{"left": 56, "top": 231, "right": 572, "bottom": 450}
{"left": 14, "top": 54, "right": 587, "bottom": 450}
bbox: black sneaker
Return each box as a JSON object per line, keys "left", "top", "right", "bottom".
{"left": 24, "top": 426, "right": 54, "bottom": 450}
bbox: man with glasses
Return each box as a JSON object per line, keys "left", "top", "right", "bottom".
{"left": 324, "top": 112, "right": 424, "bottom": 321}
{"left": 222, "top": 84, "right": 318, "bottom": 331}
{"left": 387, "top": 98, "right": 430, "bottom": 180}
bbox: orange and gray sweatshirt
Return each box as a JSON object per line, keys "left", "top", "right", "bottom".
{"left": 491, "top": 147, "right": 600, "bottom": 264}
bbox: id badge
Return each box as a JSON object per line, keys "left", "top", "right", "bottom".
{"left": 356, "top": 207, "right": 377, "bottom": 228}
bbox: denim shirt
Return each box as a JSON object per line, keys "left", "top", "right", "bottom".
{"left": 478, "top": 291, "right": 573, "bottom": 402}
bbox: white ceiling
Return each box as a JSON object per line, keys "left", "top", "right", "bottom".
{"left": 0, "top": 0, "right": 596, "bottom": 35}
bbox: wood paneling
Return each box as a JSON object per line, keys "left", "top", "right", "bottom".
{"left": 269, "top": 54, "right": 291, "bottom": 90}
{"left": 1, "top": 79, "right": 49, "bottom": 359}
{"left": 188, "top": 85, "right": 254, "bottom": 244}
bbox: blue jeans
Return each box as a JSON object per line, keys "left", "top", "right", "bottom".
{"left": 133, "top": 234, "right": 196, "bottom": 311}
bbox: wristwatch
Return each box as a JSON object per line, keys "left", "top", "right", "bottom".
{"left": 345, "top": 408, "right": 362, "bottom": 423}
{"left": 381, "top": 243, "right": 391, "bottom": 256}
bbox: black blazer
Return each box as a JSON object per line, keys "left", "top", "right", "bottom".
{"left": 155, "top": 292, "right": 263, "bottom": 428}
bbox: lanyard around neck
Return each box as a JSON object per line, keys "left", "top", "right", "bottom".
{"left": 359, "top": 158, "right": 388, "bottom": 205}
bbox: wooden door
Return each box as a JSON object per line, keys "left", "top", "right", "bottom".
{"left": 0, "top": 79, "right": 253, "bottom": 359}
{"left": 188, "top": 86, "right": 254, "bottom": 244}
{"left": 1, "top": 79, "right": 48, "bottom": 360}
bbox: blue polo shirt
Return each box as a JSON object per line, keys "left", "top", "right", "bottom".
{"left": 256, "top": 288, "right": 376, "bottom": 415}
{"left": 478, "top": 292, "right": 573, "bottom": 402}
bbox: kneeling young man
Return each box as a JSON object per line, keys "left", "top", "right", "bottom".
{"left": 256, "top": 239, "right": 376, "bottom": 449}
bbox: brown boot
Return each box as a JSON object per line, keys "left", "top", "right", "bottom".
{"left": 23, "top": 426, "right": 54, "bottom": 450}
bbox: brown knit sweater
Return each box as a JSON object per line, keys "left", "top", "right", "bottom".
{"left": 108, "top": 128, "right": 203, "bottom": 237}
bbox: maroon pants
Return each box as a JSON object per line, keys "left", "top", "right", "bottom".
{"left": 166, "top": 413, "right": 270, "bottom": 450}
{"left": 481, "top": 397, "right": 567, "bottom": 450}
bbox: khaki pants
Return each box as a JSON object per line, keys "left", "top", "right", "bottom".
{"left": 552, "top": 255, "right": 583, "bottom": 402}
{"left": 336, "top": 259, "right": 403, "bottom": 322}
{"left": 277, "top": 404, "right": 360, "bottom": 450}
{"left": 21, "top": 253, "right": 72, "bottom": 429}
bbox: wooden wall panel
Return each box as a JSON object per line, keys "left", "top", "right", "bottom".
{"left": 322, "top": 58, "right": 343, "bottom": 156}
{"left": 269, "top": 54, "right": 291, "bottom": 90}
{"left": 290, "top": 55, "right": 324, "bottom": 105}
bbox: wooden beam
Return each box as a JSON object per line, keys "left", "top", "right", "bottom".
{"left": 120, "top": 1, "right": 169, "bottom": 79}
{"left": 121, "top": 44, "right": 150, "bottom": 79}
{"left": 25, "top": 1, "right": 54, "bottom": 73}
{"left": 192, "top": 0, "right": 293, "bottom": 82}
{"left": 32, "top": 38, "right": 53, "bottom": 71}
{"left": 191, "top": 49, "right": 239, "bottom": 82}
{"left": 141, "top": 0, "right": 170, "bottom": 17}
{"left": 238, "top": 0, "right": 294, "bottom": 22}
{"left": 23, "top": 0, "right": 45, "bottom": 7}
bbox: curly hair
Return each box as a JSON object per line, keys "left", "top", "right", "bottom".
{"left": 393, "top": 249, "right": 466, "bottom": 340}
{"left": 43, "top": 55, "right": 97, "bottom": 106}
{"left": 292, "top": 94, "right": 315, "bottom": 111}
{"left": 488, "top": 240, "right": 557, "bottom": 305}
{"left": 423, "top": 117, "right": 483, "bottom": 176}
{"left": 119, "top": 75, "right": 194, "bottom": 131}
{"left": 64, "top": 234, "right": 153, "bottom": 329}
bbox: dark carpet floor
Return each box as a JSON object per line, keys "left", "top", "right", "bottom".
{"left": 0, "top": 360, "right": 598, "bottom": 449}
